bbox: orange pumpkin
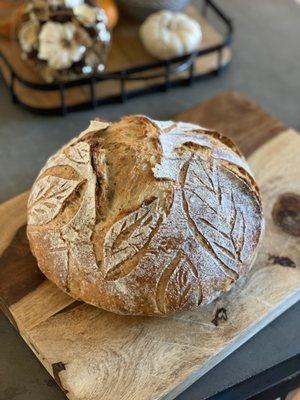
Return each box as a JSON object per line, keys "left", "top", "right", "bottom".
{"left": 96, "top": 0, "right": 118, "bottom": 29}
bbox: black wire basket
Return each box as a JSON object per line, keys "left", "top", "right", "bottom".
{"left": 0, "top": 0, "right": 233, "bottom": 115}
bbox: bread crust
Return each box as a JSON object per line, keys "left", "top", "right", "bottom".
{"left": 27, "top": 116, "right": 264, "bottom": 316}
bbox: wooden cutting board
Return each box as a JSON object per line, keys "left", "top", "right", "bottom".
{"left": 0, "top": 92, "right": 299, "bottom": 400}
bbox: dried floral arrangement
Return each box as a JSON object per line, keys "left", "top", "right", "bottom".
{"left": 18, "top": 0, "right": 111, "bottom": 82}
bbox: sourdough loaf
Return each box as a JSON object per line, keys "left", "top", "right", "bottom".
{"left": 27, "top": 116, "right": 264, "bottom": 316}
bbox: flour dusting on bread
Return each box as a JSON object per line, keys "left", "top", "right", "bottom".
{"left": 27, "top": 116, "right": 264, "bottom": 316}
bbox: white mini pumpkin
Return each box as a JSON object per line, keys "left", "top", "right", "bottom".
{"left": 140, "top": 10, "right": 202, "bottom": 60}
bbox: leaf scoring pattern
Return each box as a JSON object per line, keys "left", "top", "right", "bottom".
{"left": 28, "top": 176, "right": 80, "bottom": 225}
{"left": 103, "top": 198, "right": 162, "bottom": 278}
{"left": 156, "top": 250, "right": 201, "bottom": 314}
{"left": 100, "top": 138, "right": 259, "bottom": 312}
{"left": 183, "top": 156, "right": 247, "bottom": 278}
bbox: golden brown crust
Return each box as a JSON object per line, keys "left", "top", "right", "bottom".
{"left": 27, "top": 116, "right": 264, "bottom": 316}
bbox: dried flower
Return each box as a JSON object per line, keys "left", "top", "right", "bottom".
{"left": 74, "top": 3, "right": 102, "bottom": 27}
{"left": 18, "top": 0, "right": 111, "bottom": 82}
{"left": 64, "top": 0, "right": 84, "bottom": 8}
{"left": 18, "top": 20, "right": 39, "bottom": 53}
{"left": 38, "top": 21, "right": 90, "bottom": 69}
{"left": 27, "top": 0, "right": 49, "bottom": 21}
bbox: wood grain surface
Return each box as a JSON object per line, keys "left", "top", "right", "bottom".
{"left": 175, "top": 91, "right": 286, "bottom": 157}
{"left": 0, "top": 6, "right": 231, "bottom": 111}
{"left": 0, "top": 92, "right": 299, "bottom": 400}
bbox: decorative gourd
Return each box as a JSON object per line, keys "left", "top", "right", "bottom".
{"left": 140, "top": 10, "right": 202, "bottom": 60}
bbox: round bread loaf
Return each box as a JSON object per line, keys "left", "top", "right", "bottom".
{"left": 27, "top": 116, "right": 264, "bottom": 316}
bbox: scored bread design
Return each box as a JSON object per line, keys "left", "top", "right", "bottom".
{"left": 27, "top": 116, "right": 264, "bottom": 316}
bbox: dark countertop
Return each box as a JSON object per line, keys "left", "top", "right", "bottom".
{"left": 0, "top": 0, "right": 299, "bottom": 399}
